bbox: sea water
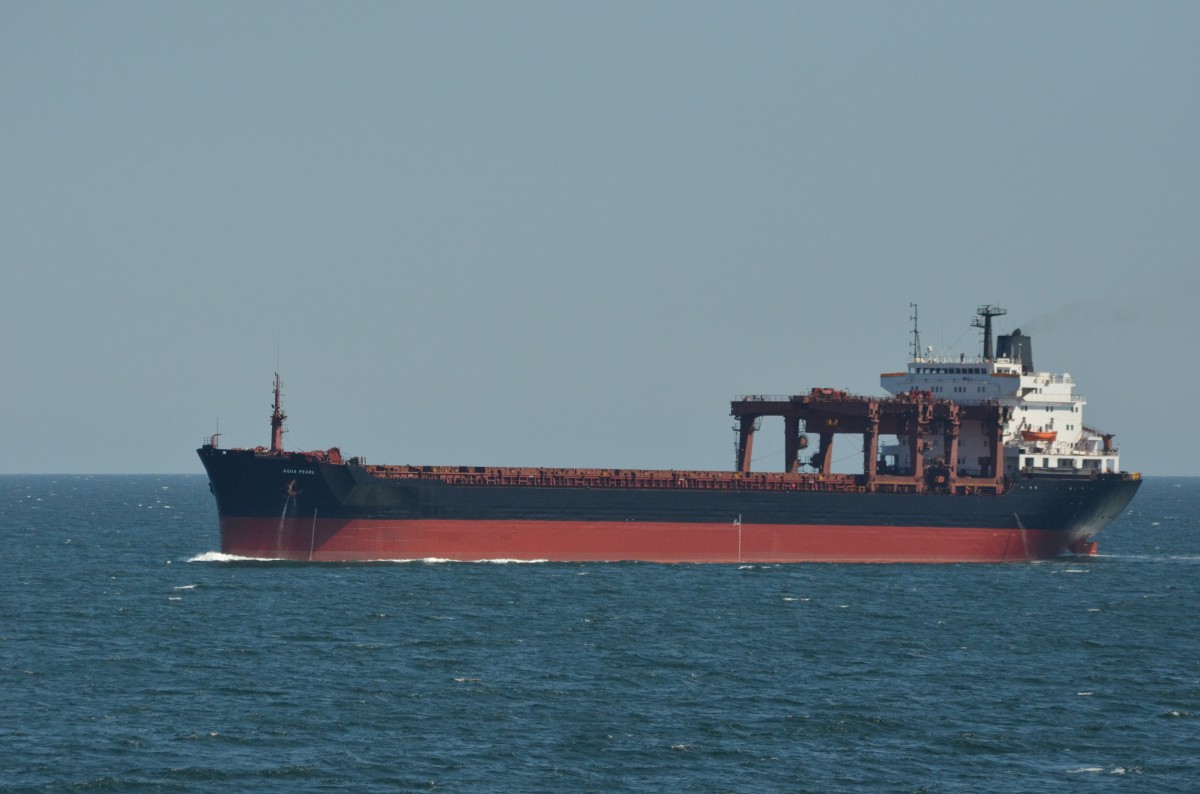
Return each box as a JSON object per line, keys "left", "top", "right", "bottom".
{"left": 1, "top": 475, "right": 1197, "bottom": 792}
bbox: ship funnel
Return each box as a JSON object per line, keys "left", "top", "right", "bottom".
{"left": 996, "top": 329, "right": 1034, "bottom": 373}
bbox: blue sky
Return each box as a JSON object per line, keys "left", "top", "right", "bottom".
{"left": 3, "top": 2, "right": 1197, "bottom": 474}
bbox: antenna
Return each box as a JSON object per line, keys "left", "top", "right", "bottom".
{"left": 971, "top": 305, "right": 1007, "bottom": 360}
{"left": 909, "top": 303, "right": 922, "bottom": 361}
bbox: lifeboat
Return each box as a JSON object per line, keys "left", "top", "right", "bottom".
{"left": 1021, "top": 430, "right": 1057, "bottom": 443}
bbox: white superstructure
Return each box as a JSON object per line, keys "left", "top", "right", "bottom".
{"left": 880, "top": 306, "right": 1122, "bottom": 478}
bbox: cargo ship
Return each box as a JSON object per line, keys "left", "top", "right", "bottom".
{"left": 198, "top": 305, "right": 1140, "bottom": 562}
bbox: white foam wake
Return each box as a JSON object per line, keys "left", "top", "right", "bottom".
{"left": 186, "top": 552, "right": 552, "bottom": 564}
{"left": 365, "top": 557, "right": 551, "bottom": 564}
{"left": 471, "top": 558, "right": 550, "bottom": 564}
{"left": 187, "top": 551, "right": 285, "bottom": 563}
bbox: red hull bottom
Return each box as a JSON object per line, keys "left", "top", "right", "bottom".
{"left": 219, "top": 517, "right": 1088, "bottom": 563}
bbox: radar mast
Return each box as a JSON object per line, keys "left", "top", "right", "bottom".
{"left": 909, "top": 303, "right": 922, "bottom": 362}
{"left": 971, "top": 305, "right": 1007, "bottom": 360}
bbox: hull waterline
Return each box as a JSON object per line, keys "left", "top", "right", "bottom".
{"left": 218, "top": 515, "right": 1100, "bottom": 563}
